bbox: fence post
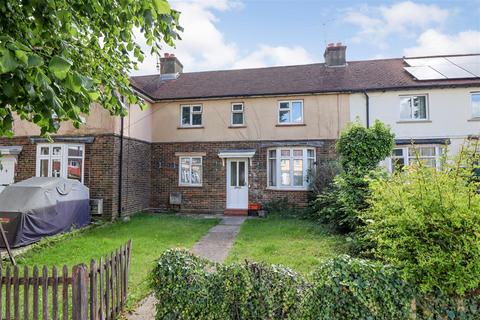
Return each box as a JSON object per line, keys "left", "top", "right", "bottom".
{"left": 72, "top": 264, "right": 88, "bottom": 320}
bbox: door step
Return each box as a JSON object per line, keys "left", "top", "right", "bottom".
{"left": 223, "top": 209, "right": 248, "bottom": 216}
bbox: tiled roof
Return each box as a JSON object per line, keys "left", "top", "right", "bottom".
{"left": 129, "top": 56, "right": 480, "bottom": 101}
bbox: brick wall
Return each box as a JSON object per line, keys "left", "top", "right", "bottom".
{"left": 151, "top": 140, "right": 337, "bottom": 213}
{"left": 0, "top": 134, "right": 150, "bottom": 220}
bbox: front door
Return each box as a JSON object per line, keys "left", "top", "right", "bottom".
{"left": 0, "top": 156, "right": 15, "bottom": 193}
{"left": 226, "top": 159, "right": 248, "bottom": 209}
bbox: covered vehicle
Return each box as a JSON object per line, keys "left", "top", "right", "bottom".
{"left": 0, "top": 177, "right": 90, "bottom": 248}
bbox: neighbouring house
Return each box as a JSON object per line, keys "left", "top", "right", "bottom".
{"left": 0, "top": 44, "right": 479, "bottom": 218}
{"left": 349, "top": 54, "right": 480, "bottom": 172}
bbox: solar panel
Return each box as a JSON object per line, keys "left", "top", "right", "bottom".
{"left": 404, "top": 66, "right": 446, "bottom": 80}
{"left": 404, "top": 54, "right": 480, "bottom": 80}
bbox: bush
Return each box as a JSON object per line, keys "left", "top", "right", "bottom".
{"left": 301, "top": 255, "right": 414, "bottom": 319}
{"left": 150, "top": 249, "right": 307, "bottom": 319}
{"left": 150, "top": 250, "right": 480, "bottom": 319}
{"left": 262, "top": 197, "right": 302, "bottom": 216}
{"left": 361, "top": 152, "right": 480, "bottom": 295}
{"left": 309, "top": 121, "right": 394, "bottom": 232}
{"left": 307, "top": 159, "right": 341, "bottom": 194}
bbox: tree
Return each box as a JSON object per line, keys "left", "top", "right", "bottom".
{"left": 0, "top": 0, "right": 181, "bottom": 137}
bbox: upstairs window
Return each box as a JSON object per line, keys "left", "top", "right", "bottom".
{"left": 231, "top": 103, "right": 244, "bottom": 126}
{"left": 278, "top": 100, "right": 303, "bottom": 124}
{"left": 36, "top": 144, "right": 84, "bottom": 182}
{"left": 400, "top": 95, "right": 428, "bottom": 120}
{"left": 181, "top": 105, "right": 202, "bottom": 127}
{"left": 179, "top": 156, "right": 203, "bottom": 186}
{"left": 472, "top": 93, "right": 480, "bottom": 118}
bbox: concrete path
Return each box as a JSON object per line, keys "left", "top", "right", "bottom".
{"left": 126, "top": 216, "right": 246, "bottom": 320}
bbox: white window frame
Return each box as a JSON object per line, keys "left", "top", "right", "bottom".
{"left": 399, "top": 94, "right": 429, "bottom": 121}
{"left": 267, "top": 147, "right": 315, "bottom": 190}
{"left": 180, "top": 105, "right": 203, "bottom": 127}
{"left": 386, "top": 145, "right": 443, "bottom": 173}
{"left": 231, "top": 103, "right": 245, "bottom": 126}
{"left": 36, "top": 144, "right": 85, "bottom": 183}
{"left": 471, "top": 92, "right": 480, "bottom": 119}
{"left": 178, "top": 156, "right": 203, "bottom": 187}
{"left": 278, "top": 100, "right": 304, "bottom": 125}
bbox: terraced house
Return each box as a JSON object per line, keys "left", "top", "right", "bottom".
{"left": 0, "top": 44, "right": 479, "bottom": 219}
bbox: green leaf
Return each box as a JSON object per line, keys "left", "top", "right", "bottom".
{"left": 88, "top": 91, "right": 100, "bottom": 101}
{"left": 66, "top": 73, "right": 82, "bottom": 93}
{"left": 48, "top": 55, "right": 72, "bottom": 80}
{"left": 0, "top": 48, "right": 19, "bottom": 73}
{"left": 27, "top": 54, "right": 43, "bottom": 68}
{"left": 15, "top": 50, "right": 28, "bottom": 65}
{"left": 153, "top": 0, "right": 171, "bottom": 14}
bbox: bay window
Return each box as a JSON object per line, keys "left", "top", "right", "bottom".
{"left": 267, "top": 147, "right": 315, "bottom": 189}
{"left": 388, "top": 145, "right": 443, "bottom": 172}
{"left": 179, "top": 156, "right": 203, "bottom": 186}
{"left": 36, "top": 144, "right": 84, "bottom": 182}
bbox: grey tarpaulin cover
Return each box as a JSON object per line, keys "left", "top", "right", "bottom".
{"left": 0, "top": 177, "right": 90, "bottom": 248}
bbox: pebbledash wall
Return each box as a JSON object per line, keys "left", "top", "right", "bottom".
{"left": 151, "top": 140, "right": 337, "bottom": 213}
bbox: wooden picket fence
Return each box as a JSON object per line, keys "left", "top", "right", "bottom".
{"left": 0, "top": 240, "right": 131, "bottom": 320}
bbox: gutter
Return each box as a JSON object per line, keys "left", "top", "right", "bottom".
{"left": 363, "top": 89, "right": 370, "bottom": 128}
{"left": 118, "top": 115, "right": 124, "bottom": 219}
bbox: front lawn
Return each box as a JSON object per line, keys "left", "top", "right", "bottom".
{"left": 16, "top": 213, "right": 218, "bottom": 308}
{"left": 226, "top": 216, "right": 349, "bottom": 275}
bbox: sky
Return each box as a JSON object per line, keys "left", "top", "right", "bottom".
{"left": 132, "top": 0, "right": 480, "bottom": 75}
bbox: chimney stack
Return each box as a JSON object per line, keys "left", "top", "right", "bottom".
{"left": 160, "top": 53, "right": 183, "bottom": 79}
{"left": 324, "top": 43, "right": 347, "bottom": 67}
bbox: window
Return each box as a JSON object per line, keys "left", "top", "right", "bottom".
{"left": 278, "top": 100, "right": 303, "bottom": 124}
{"left": 179, "top": 156, "right": 202, "bottom": 186}
{"left": 180, "top": 105, "right": 202, "bottom": 127}
{"left": 36, "top": 144, "right": 84, "bottom": 182}
{"left": 231, "top": 103, "right": 244, "bottom": 126}
{"left": 388, "top": 145, "right": 442, "bottom": 172}
{"left": 472, "top": 93, "right": 480, "bottom": 118}
{"left": 400, "top": 95, "right": 428, "bottom": 120}
{"left": 267, "top": 147, "right": 315, "bottom": 189}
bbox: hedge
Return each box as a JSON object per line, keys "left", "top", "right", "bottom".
{"left": 150, "top": 250, "right": 480, "bottom": 319}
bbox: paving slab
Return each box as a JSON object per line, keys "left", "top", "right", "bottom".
{"left": 126, "top": 216, "right": 246, "bottom": 320}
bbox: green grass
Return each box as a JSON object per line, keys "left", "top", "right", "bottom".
{"left": 226, "top": 216, "right": 349, "bottom": 275}
{"left": 15, "top": 213, "right": 218, "bottom": 309}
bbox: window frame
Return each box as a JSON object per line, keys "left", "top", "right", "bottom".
{"left": 387, "top": 145, "right": 443, "bottom": 173}
{"left": 178, "top": 156, "right": 203, "bottom": 187}
{"left": 267, "top": 147, "right": 315, "bottom": 190}
{"left": 180, "top": 104, "right": 203, "bottom": 127}
{"left": 399, "top": 94, "right": 429, "bottom": 121}
{"left": 231, "top": 102, "right": 245, "bottom": 126}
{"left": 35, "top": 143, "right": 85, "bottom": 183}
{"left": 277, "top": 100, "right": 304, "bottom": 125}
{"left": 471, "top": 92, "right": 480, "bottom": 119}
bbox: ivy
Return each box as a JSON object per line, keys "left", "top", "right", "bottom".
{"left": 0, "top": 0, "right": 181, "bottom": 137}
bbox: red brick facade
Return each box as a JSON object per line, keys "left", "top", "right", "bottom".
{"left": 150, "top": 140, "right": 336, "bottom": 213}
{"left": 0, "top": 135, "right": 151, "bottom": 219}
{"left": 0, "top": 136, "right": 336, "bottom": 217}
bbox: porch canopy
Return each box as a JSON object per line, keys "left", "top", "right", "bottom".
{"left": 218, "top": 149, "right": 256, "bottom": 166}
{"left": 0, "top": 146, "right": 22, "bottom": 155}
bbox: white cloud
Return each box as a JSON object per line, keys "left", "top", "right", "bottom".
{"left": 233, "top": 45, "right": 315, "bottom": 69}
{"left": 345, "top": 1, "right": 449, "bottom": 46}
{"left": 131, "top": 0, "right": 314, "bottom": 75}
{"left": 404, "top": 29, "right": 480, "bottom": 56}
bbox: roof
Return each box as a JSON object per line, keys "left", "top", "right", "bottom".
{"left": 129, "top": 55, "right": 480, "bottom": 102}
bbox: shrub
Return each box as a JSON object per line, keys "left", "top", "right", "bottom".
{"left": 262, "top": 197, "right": 302, "bottom": 216}
{"left": 309, "top": 121, "right": 394, "bottom": 232}
{"left": 150, "top": 249, "right": 307, "bottom": 319}
{"left": 301, "top": 255, "right": 414, "bottom": 319}
{"left": 307, "top": 159, "right": 341, "bottom": 194}
{"left": 361, "top": 151, "right": 480, "bottom": 295}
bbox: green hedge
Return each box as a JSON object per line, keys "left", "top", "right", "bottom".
{"left": 150, "top": 250, "right": 480, "bottom": 319}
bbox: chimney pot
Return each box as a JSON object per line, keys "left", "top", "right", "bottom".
{"left": 324, "top": 43, "right": 347, "bottom": 67}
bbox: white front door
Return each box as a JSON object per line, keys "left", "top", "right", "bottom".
{"left": 0, "top": 156, "right": 16, "bottom": 193}
{"left": 226, "top": 159, "right": 248, "bottom": 209}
